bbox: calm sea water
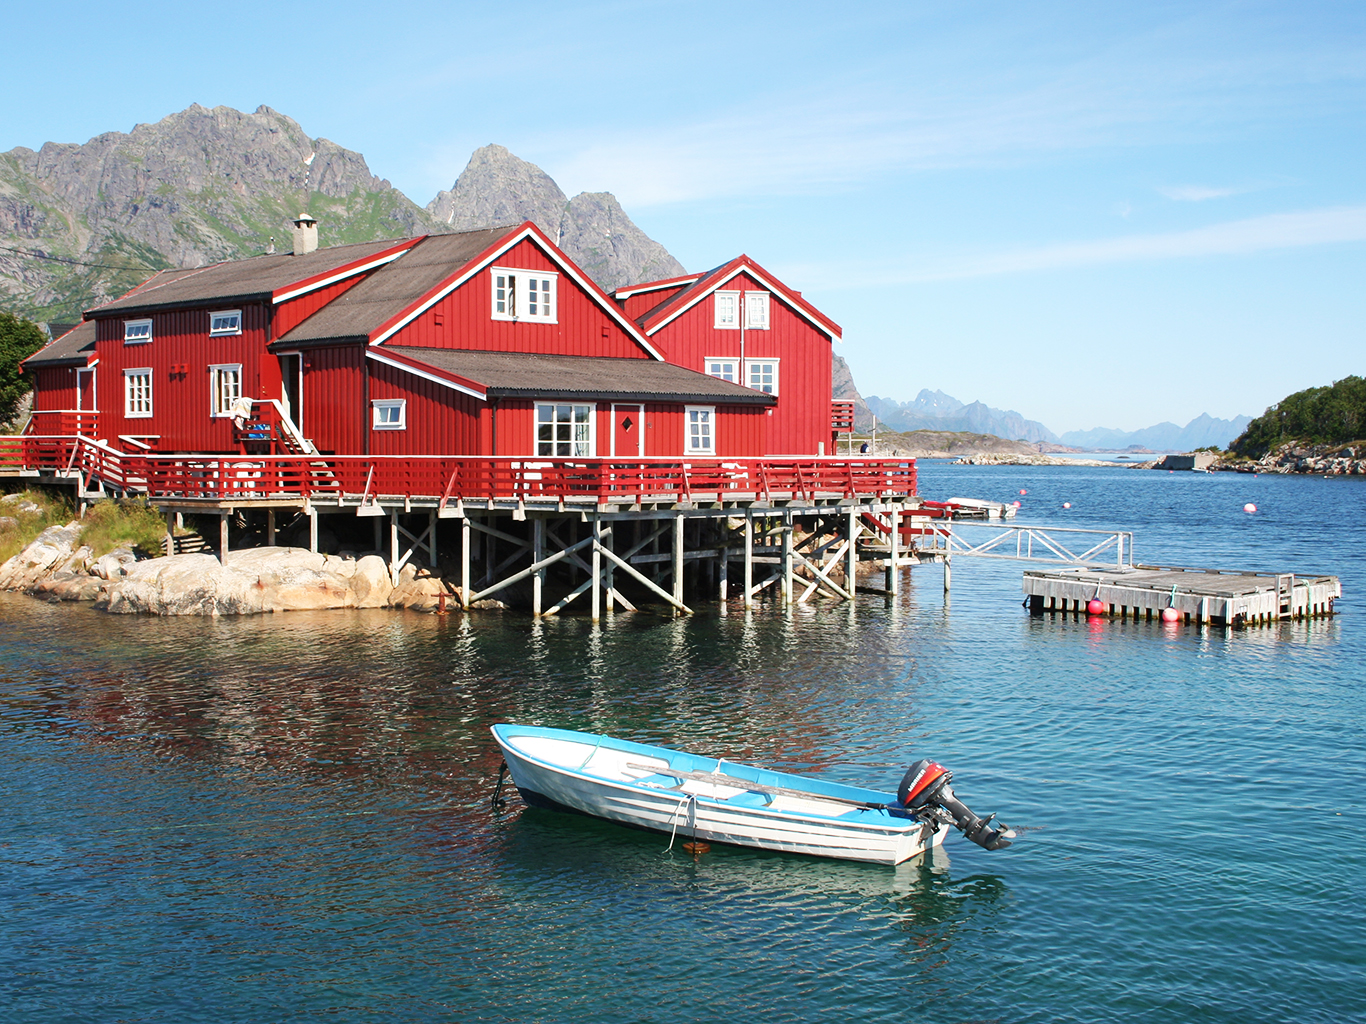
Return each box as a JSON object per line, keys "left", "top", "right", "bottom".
{"left": 2, "top": 464, "right": 1362, "bottom": 1023}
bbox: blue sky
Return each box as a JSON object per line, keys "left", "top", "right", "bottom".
{"left": 5, "top": 1, "right": 1363, "bottom": 433}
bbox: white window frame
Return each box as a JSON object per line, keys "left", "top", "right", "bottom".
{"left": 714, "top": 291, "right": 739, "bottom": 329}
{"left": 535, "top": 401, "right": 595, "bottom": 457}
{"left": 704, "top": 357, "right": 738, "bottom": 383}
{"left": 744, "top": 291, "right": 770, "bottom": 330}
{"left": 491, "top": 268, "right": 558, "bottom": 323}
{"left": 685, "top": 405, "right": 715, "bottom": 454}
{"left": 372, "top": 399, "right": 406, "bottom": 430}
{"left": 744, "top": 358, "right": 779, "bottom": 395}
{"left": 209, "top": 309, "right": 242, "bottom": 336}
{"left": 123, "top": 368, "right": 153, "bottom": 419}
{"left": 123, "top": 319, "right": 152, "bottom": 345}
{"left": 209, "top": 364, "right": 243, "bottom": 417}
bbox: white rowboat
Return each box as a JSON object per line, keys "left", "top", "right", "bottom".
{"left": 492, "top": 725, "right": 1014, "bottom": 865}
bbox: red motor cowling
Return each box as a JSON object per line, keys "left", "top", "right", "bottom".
{"left": 898, "top": 758, "right": 1014, "bottom": 851}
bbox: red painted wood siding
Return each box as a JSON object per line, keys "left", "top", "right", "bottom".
{"left": 618, "top": 285, "right": 689, "bottom": 321}
{"left": 384, "top": 239, "right": 651, "bottom": 359}
{"left": 299, "top": 346, "right": 364, "bottom": 455}
{"left": 92, "top": 302, "right": 279, "bottom": 451}
{"left": 648, "top": 270, "right": 833, "bottom": 456}
{"left": 30, "top": 367, "right": 78, "bottom": 411}
{"left": 367, "top": 360, "right": 485, "bottom": 456}
{"left": 273, "top": 274, "right": 371, "bottom": 338}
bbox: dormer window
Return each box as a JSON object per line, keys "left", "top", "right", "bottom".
{"left": 124, "top": 319, "right": 152, "bottom": 344}
{"left": 209, "top": 310, "right": 242, "bottom": 336}
{"left": 492, "top": 269, "right": 557, "bottom": 323}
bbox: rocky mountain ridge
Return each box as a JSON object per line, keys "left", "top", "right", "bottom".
{"left": 866, "top": 389, "right": 1059, "bottom": 443}
{"left": 0, "top": 105, "right": 683, "bottom": 322}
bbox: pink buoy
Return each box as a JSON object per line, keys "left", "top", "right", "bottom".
{"left": 1161, "top": 607, "right": 1180, "bottom": 623}
{"left": 1019, "top": 489, "right": 1027, "bottom": 495}
{"left": 1062, "top": 502, "right": 1071, "bottom": 509}
{"left": 1243, "top": 503, "right": 1257, "bottom": 514}
{"left": 1086, "top": 598, "right": 1105, "bottom": 616}
{"left": 1012, "top": 500, "right": 1021, "bottom": 507}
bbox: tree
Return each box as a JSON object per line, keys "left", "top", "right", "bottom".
{"left": 1230, "top": 375, "right": 1366, "bottom": 457}
{"left": 0, "top": 313, "right": 49, "bottom": 426}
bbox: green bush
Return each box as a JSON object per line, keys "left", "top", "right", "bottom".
{"left": 0, "top": 489, "right": 75, "bottom": 564}
{"left": 1231, "top": 375, "right": 1366, "bottom": 457}
{"left": 1, "top": 313, "right": 48, "bottom": 427}
{"left": 79, "top": 498, "right": 168, "bottom": 557}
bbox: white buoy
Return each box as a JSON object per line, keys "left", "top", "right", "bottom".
{"left": 1243, "top": 503, "right": 1257, "bottom": 514}
{"left": 1063, "top": 502, "right": 1071, "bottom": 509}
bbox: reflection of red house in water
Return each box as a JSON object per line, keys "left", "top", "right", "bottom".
{"left": 24, "top": 218, "right": 845, "bottom": 460}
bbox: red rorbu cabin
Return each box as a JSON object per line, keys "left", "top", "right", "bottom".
{"left": 23, "top": 219, "right": 845, "bottom": 462}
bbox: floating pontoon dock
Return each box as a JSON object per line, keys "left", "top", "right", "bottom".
{"left": 1023, "top": 564, "right": 1340, "bottom": 626}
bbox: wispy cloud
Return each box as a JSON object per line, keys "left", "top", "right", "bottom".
{"left": 807, "top": 206, "right": 1366, "bottom": 287}
{"left": 1158, "top": 182, "right": 1279, "bottom": 202}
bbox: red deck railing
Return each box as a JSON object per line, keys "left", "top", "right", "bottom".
{"left": 25, "top": 410, "right": 100, "bottom": 437}
{"left": 830, "top": 400, "right": 855, "bottom": 432}
{"left": 1, "top": 436, "right": 916, "bottom": 504}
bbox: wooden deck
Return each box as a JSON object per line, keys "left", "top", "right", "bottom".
{"left": 1023, "top": 564, "right": 1340, "bottom": 626}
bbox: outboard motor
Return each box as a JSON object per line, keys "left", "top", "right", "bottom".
{"left": 897, "top": 759, "right": 1015, "bottom": 851}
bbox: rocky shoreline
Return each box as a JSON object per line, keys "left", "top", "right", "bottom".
{"left": 0, "top": 522, "right": 476, "bottom": 616}
{"left": 1211, "top": 443, "right": 1365, "bottom": 475}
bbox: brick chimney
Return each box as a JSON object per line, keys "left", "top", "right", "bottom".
{"left": 291, "top": 213, "right": 318, "bottom": 255}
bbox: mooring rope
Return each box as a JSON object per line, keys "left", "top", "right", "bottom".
{"left": 666, "top": 793, "right": 695, "bottom": 852}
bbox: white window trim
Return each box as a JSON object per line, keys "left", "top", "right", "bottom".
{"left": 209, "top": 363, "right": 243, "bottom": 417}
{"left": 704, "top": 357, "right": 739, "bottom": 384}
{"left": 685, "top": 405, "right": 715, "bottom": 454}
{"left": 744, "top": 357, "right": 779, "bottom": 396}
{"left": 714, "top": 291, "right": 740, "bottom": 330}
{"left": 123, "top": 367, "right": 153, "bottom": 419}
{"left": 491, "top": 268, "right": 559, "bottom": 324}
{"left": 744, "top": 291, "right": 771, "bottom": 330}
{"left": 534, "top": 401, "right": 596, "bottom": 457}
{"left": 123, "top": 319, "right": 152, "bottom": 345}
{"left": 209, "top": 309, "right": 242, "bottom": 336}
{"left": 372, "top": 399, "right": 407, "bottom": 430}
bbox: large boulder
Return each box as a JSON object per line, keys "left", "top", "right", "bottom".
{"left": 349, "top": 554, "right": 393, "bottom": 608}
{"left": 0, "top": 522, "right": 83, "bottom": 591}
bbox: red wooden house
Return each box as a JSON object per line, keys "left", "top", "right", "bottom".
{"left": 24, "top": 219, "right": 844, "bottom": 461}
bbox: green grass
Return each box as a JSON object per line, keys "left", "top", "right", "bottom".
{"left": 0, "top": 489, "right": 75, "bottom": 564}
{"left": 78, "top": 498, "right": 169, "bottom": 558}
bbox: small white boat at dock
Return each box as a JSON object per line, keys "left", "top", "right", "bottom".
{"left": 491, "top": 724, "right": 1014, "bottom": 865}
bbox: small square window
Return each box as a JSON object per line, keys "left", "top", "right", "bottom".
{"left": 209, "top": 310, "right": 242, "bottom": 336}
{"left": 706, "top": 359, "right": 737, "bottom": 383}
{"left": 535, "top": 402, "right": 594, "bottom": 456}
{"left": 745, "top": 359, "right": 778, "bottom": 395}
{"left": 124, "top": 319, "right": 152, "bottom": 344}
{"left": 372, "top": 399, "right": 406, "bottom": 430}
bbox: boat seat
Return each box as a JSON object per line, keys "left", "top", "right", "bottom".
{"left": 630, "top": 773, "right": 684, "bottom": 790}
{"left": 726, "top": 791, "right": 772, "bottom": 807}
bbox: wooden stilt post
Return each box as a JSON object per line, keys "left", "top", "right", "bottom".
{"left": 846, "top": 506, "right": 857, "bottom": 595}
{"left": 782, "top": 512, "right": 794, "bottom": 605}
{"left": 461, "top": 515, "right": 471, "bottom": 607}
{"left": 219, "top": 511, "right": 229, "bottom": 567}
{"left": 718, "top": 531, "right": 728, "bottom": 603}
{"left": 944, "top": 550, "right": 952, "bottom": 593}
{"left": 373, "top": 517, "right": 382, "bottom": 554}
{"left": 605, "top": 522, "right": 616, "bottom": 614}
{"left": 744, "top": 513, "right": 754, "bottom": 607}
{"left": 428, "top": 510, "right": 437, "bottom": 567}
{"left": 165, "top": 507, "right": 175, "bottom": 557}
{"left": 887, "top": 505, "right": 900, "bottom": 596}
{"left": 389, "top": 509, "right": 400, "bottom": 585}
{"left": 532, "top": 518, "right": 544, "bottom": 616}
{"left": 673, "top": 513, "right": 685, "bottom": 613}
{"left": 309, "top": 507, "right": 318, "bottom": 553}
{"left": 591, "top": 515, "right": 602, "bottom": 622}
{"left": 266, "top": 509, "right": 276, "bottom": 547}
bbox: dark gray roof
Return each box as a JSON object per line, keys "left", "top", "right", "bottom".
{"left": 383, "top": 347, "right": 776, "bottom": 405}
{"left": 24, "top": 320, "right": 96, "bottom": 368}
{"left": 276, "top": 228, "right": 514, "bottom": 345}
{"left": 89, "top": 237, "right": 416, "bottom": 316}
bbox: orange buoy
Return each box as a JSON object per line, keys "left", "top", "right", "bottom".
{"left": 1087, "top": 598, "right": 1105, "bottom": 616}
{"left": 682, "top": 841, "right": 710, "bottom": 856}
{"left": 1161, "top": 607, "right": 1180, "bottom": 623}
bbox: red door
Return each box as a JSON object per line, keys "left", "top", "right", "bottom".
{"left": 612, "top": 404, "right": 643, "bottom": 457}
